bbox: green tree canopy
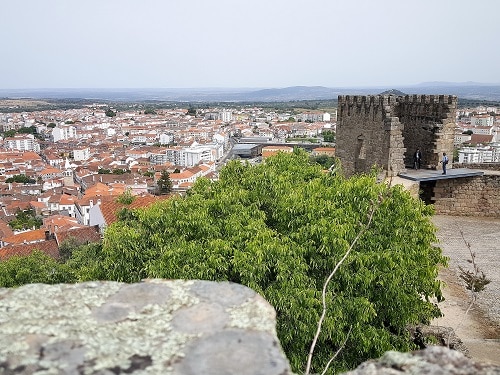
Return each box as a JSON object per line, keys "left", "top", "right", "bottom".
{"left": 5, "top": 174, "right": 36, "bottom": 184}
{"left": 16, "top": 125, "right": 37, "bottom": 135}
{"left": 2, "top": 130, "right": 16, "bottom": 138}
{"left": 8, "top": 209, "right": 43, "bottom": 231}
{"left": 322, "top": 130, "right": 336, "bottom": 143}
{"left": 112, "top": 168, "right": 130, "bottom": 175}
{"left": 0, "top": 251, "right": 75, "bottom": 287}
{"left": 105, "top": 108, "right": 116, "bottom": 117}
{"left": 157, "top": 170, "right": 172, "bottom": 195}
{"left": 115, "top": 189, "right": 135, "bottom": 205}
{"left": 144, "top": 108, "right": 157, "bottom": 115}
{"left": 310, "top": 154, "right": 336, "bottom": 170}
{"left": 70, "top": 150, "right": 445, "bottom": 374}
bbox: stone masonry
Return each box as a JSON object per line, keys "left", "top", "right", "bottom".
{"left": 0, "top": 280, "right": 292, "bottom": 375}
{"left": 336, "top": 95, "right": 457, "bottom": 177}
{"left": 432, "top": 174, "right": 500, "bottom": 217}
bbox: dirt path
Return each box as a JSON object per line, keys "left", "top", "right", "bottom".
{"left": 433, "top": 267, "right": 500, "bottom": 365}
{"left": 431, "top": 215, "right": 500, "bottom": 365}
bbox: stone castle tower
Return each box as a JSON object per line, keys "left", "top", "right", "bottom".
{"left": 336, "top": 94, "right": 457, "bottom": 177}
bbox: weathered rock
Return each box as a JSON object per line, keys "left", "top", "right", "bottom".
{"left": 0, "top": 280, "right": 292, "bottom": 374}
{"left": 341, "top": 346, "right": 500, "bottom": 375}
{"left": 408, "top": 325, "right": 470, "bottom": 357}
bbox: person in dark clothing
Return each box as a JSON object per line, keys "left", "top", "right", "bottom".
{"left": 413, "top": 149, "right": 422, "bottom": 169}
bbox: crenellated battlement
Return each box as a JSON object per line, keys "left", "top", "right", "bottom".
{"left": 399, "top": 94, "right": 457, "bottom": 105}
{"left": 338, "top": 94, "right": 457, "bottom": 117}
{"left": 338, "top": 94, "right": 398, "bottom": 107}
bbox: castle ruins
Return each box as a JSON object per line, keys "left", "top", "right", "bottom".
{"left": 336, "top": 94, "right": 457, "bottom": 177}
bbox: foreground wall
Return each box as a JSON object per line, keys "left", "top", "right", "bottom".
{"left": 0, "top": 280, "right": 291, "bottom": 375}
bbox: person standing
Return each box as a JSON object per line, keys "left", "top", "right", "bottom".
{"left": 413, "top": 149, "right": 422, "bottom": 169}
{"left": 441, "top": 152, "right": 449, "bottom": 174}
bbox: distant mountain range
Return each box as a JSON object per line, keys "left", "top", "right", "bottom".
{"left": 1, "top": 82, "right": 500, "bottom": 102}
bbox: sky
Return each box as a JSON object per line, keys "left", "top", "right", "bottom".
{"left": 2, "top": 0, "right": 500, "bottom": 89}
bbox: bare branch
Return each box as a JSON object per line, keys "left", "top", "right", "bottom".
{"left": 320, "top": 326, "right": 353, "bottom": 375}
{"left": 446, "top": 227, "right": 491, "bottom": 347}
{"left": 305, "top": 196, "right": 380, "bottom": 375}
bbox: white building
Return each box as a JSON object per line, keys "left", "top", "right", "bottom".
{"left": 454, "top": 133, "right": 472, "bottom": 146}
{"left": 4, "top": 135, "right": 40, "bottom": 152}
{"left": 298, "top": 112, "right": 331, "bottom": 122}
{"left": 184, "top": 147, "right": 213, "bottom": 167}
{"left": 213, "top": 133, "right": 228, "bottom": 149}
{"left": 52, "top": 124, "right": 77, "bottom": 142}
{"left": 458, "top": 146, "right": 500, "bottom": 163}
{"left": 470, "top": 116, "right": 494, "bottom": 127}
{"left": 72, "top": 147, "right": 91, "bottom": 162}
{"left": 150, "top": 146, "right": 184, "bottom": 165}
{"left": 220, "top": 110, "right": 233, "bottom": 122}
{"left": 472, "top": 126, "right": 495, "bottom": 136}
{"left": 159, "top": 133, "right": 174, "bottom": 145}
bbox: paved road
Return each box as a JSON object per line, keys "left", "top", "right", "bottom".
{"left": 431, "top": 215, "right": 500, "bottom": 364}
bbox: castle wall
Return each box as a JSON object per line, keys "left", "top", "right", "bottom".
{"left": 337, "top": 95, "right": 405, "bottom": 176}
{"left": 337, "top": 94, "right": 457, "bottom": 177}
{"left": 398, "top": 95, "right": 457, "bottom": 169}
{"left": 432, "top": 174, "right": 500, "bottom": 217}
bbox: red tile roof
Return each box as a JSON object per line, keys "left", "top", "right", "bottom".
{"left": 84, "top": 182, "right": 125, "bottom": 197}
{"left": 30, "top": 201, "right": 46, "bottom": 209}
{"left": 98, "top": 195, "right": 170, "bottom": 226}
{"left": 470, "top": 134, "right": 494, "bottom": 144}
{"left": 0, "top": 219, "right": 14, "bottom": 239}
{"left": 43, "top": 215, "right": 80, "bottom": 231}
{"left": 2, "top": 229, "right": 46, "bottom": 245}
{"left": 0, "top": 239, "right": 59, "bottom": 261}
{"left": 55, "top": 226, "right": 101, "bottom": 246}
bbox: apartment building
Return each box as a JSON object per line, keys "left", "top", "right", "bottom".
{"left": 458, "top": 146, "right": 500, "bottom": 163}
{"left": 52, "top": 124, "right": 77, "bottom": 142}
{"left": 72, "top": 147, "right": 91, "bottom": 161}
{"left": 4, "top": 135, "right": 40, "bottom": 152}
{"left": 298, "top": 112, "right": 331, "bottom": 122}
{"left": 470, "top": 115, "right": 494, "bottom": 127}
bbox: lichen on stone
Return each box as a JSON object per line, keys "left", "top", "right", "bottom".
{"left": 0, "top": 280, "right": 292, "bottom": 375}
{"left": 228, "top": 295, "right": 277, "bottom": 333}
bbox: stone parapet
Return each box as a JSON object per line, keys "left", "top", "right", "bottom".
{"left": 343, "top": 346, "right": 500, "bottom": 375}
{"left": 0, "top": 280, "right": 292, "bottom": 375}
{"left": 433, "top": 175, "right": 500, "bottom": 217}
{"left": 454, "top": 163, "right": 500, "bottom": 171}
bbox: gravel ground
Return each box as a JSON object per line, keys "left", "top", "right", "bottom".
{"left": 431, "top": 215, "right": 500, "bottom": 365}
{"left": 432, "top": 215, "right": 500, "bottom": 325}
